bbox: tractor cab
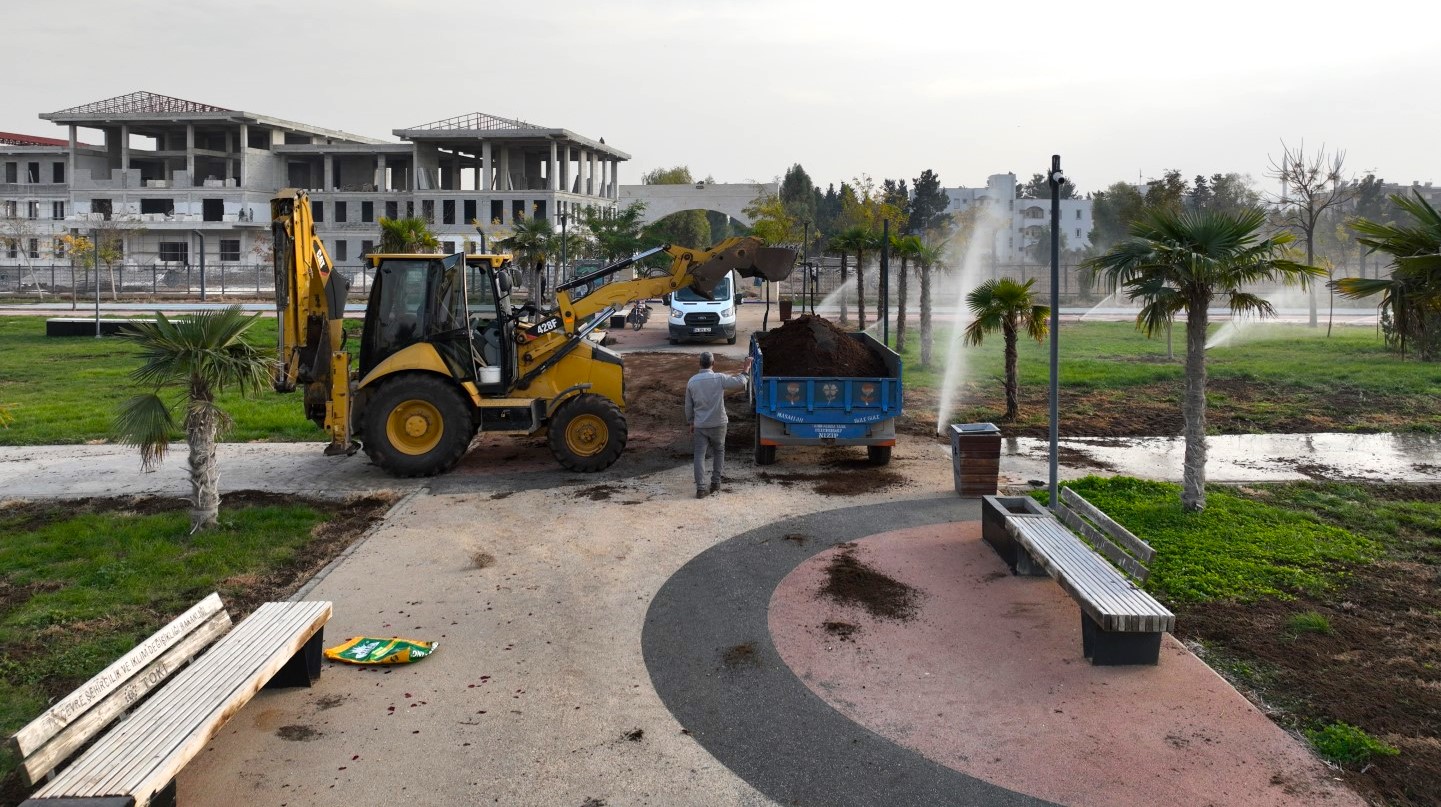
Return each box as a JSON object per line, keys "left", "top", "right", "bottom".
{"left": 361, "top": 252, "right": 517, "bottom": 392}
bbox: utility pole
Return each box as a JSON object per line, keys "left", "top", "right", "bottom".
{"left": 880, "top": 219, "right": 890, "bottom": 345}
{"left": 1047, "top": 155, "right": 1065, "bottom": 510}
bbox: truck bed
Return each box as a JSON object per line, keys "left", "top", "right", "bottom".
{"left": 750, "top": 331, "right": 903, "bottom": 443}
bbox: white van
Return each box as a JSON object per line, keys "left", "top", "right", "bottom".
{"left": 667, "top": 270, "right": 741, "bottom": 345}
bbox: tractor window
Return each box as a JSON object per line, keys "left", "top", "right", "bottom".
{"left": 377, "top": 260, "right": 432, "bottom": 345}
{"left": 432, "top": 254, "right": 467, "bottom": 333}
{"left": 466, "top": 263, "right": 499, "bottom": 319}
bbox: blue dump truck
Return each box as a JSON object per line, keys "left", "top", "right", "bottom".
{"left": 749, "top": 328, "right": 903, "bottom": 466}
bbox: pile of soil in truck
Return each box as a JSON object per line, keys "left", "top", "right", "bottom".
{"left": 756, "top": 315, "right": 888, "bottom": 377}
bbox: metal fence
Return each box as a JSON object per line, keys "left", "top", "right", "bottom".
{"left": 0, "top": 263, "right": 379, "bottom": 300}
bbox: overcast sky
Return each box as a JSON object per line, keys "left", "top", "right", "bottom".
{"left": 3, "top": 0, "right": 1435, "bottom": 196}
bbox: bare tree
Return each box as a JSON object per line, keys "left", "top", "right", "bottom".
{"left": 1268, "top": 141, "right": 1357, "bottom": 328}
{"left": 0, "top": 214, "right": 46, "bottom": 295}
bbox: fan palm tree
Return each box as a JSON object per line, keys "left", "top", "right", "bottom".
{"left": 1334, "top": 191, "right": 1441, "bottom": 360}
{"left": 915, "top": 241, "right": 945, "bottom": 370}
{"left": 1084, "top": 207, "right": 1320, "bottom": 512}
{"left": 833, "top": 226, "right": 880, "bottom": 329}
{"left": 378, "top": 216, "right": 439, "bottom": 253}
{"left": 114, "top": 308, "right": 273, "bottom": 532}
{"left": 497, "top": 214, "right": 557, "bottom": 303}
{"left": 962, "top": 278, "right": 1049, "bottom": 421}
{"left": 892, "top": 234, "right": 923, "bottom": 352}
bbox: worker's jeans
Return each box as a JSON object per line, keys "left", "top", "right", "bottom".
{"left": 692, "top": 425, "right": 726, "bottom": 490}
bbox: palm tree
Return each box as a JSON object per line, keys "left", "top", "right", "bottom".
{"left": 892, "top": 234, "right": 922, "bottom": 352}
{"left": 915, "top": 241, "right": 944, "bottom": 370}
{"left": 962, "top": 279, "right": 1049, "bottom": 421}
{"left": 1335, "top": 191, "right": 1441, "bottom": 360}
{"left": 1084, "top": 207, "right": 1320, "bottom": 512}
{"left": 835, "top": 226, "right": 879, "bottom": 329}
{"left": 114, "top": 308, "right": 273, "bottom": 532}
{"left": 497, "top": 215, "right": 557, "bottom": 303}
{"left": 378, "top": 216, "right": 439, "bottom": 253}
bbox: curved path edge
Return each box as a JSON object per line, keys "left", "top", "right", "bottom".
{"left": 642, "top": 494, "right": 1056, "bottom": 807}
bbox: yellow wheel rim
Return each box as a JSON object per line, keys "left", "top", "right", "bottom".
{"left": 385, "top": 399, "right": 444, "bottom": 456}
{"left": 564, "top": 413, "right": 608, "bottom": 457}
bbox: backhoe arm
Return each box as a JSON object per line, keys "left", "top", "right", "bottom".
{"left": 553, "top": 236, "right": 796, "bottom": 331}
{"left": 271, "top": 188, "right": 353, "bottom": 454}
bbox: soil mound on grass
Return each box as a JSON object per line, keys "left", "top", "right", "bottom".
{"left": 758, "top": 315, "right": 887, "bottom": 378}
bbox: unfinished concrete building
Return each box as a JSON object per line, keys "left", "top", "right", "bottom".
{"left": 0, "top": 90, "right": 626, "bottom": 289}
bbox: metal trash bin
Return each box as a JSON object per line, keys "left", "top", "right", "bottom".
{"left": 950, "top": 422, "right": 1001, "bottom": 497}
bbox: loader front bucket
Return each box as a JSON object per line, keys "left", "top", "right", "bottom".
{"left": 689, "top": 237, "right": 797, "bottom": 296}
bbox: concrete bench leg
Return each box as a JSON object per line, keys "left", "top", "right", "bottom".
{"left": 266, "top": 628, "right": 324, "bottom": 689}
{"left": 1014, "top": 548, "right": 1049, "bottom": 578}
{"left": 1081, "top": 613, "right": 1162, "bottom": 666}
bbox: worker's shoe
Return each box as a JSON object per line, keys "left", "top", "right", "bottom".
{"left": 695, "top": 488, "right": 708, "bottom": 499}
{"left": 709, "top": 482, "right": 721, "bottom": 494}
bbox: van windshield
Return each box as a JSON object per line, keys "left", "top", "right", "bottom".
{"left": 674, "top": 275, "right": 731, "bottom": 303}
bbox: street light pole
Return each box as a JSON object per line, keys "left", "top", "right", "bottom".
{"left": 93, "top": 227, "right": 100, "bottom": 338}
{"left": 1047, "top": 155, "right": 1065, "bottom": 510}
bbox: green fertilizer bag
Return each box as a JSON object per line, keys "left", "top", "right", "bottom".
{"left": 325, "top": 636, "right": 437, "bottom": 665}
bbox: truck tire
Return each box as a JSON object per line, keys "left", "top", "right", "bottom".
{"left": 754, "top": 427, "right": 777, "bottom": 466}
{"left": 549, "top": 394, "right": 627, "bottom": 472}
{"left": 867, "top": 445, "right": 892, "bottom": 466}
{"left": 362, "top": 374, "right": 473, "bottom": 477}
{"left": 726, "top": 334, "right": 737, "bottom": 345}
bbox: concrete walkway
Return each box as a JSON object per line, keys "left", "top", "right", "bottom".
{"left": 3, "top": 434, "right": 1409, "bottom": 805}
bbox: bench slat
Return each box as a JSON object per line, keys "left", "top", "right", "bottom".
{"left": 45, "top": 602, "right": 300, "bottom": 795}
{"left": 1007, "top": 518, "right": 1173, "bottom": 633}
{"left": 38, "top": 601, "right": 331, "bottom": 803}
{"left": 9, "top": 593, "right": 225, "bottom": 760}
{"left": 1060, "top": 488, "right": 1155, "bottom": 563}
{"left": 1055, "top": 503, "right": 1151, "bottom": 583}
{"left": 14, "top": 610, "right": 232, "bottom": 787}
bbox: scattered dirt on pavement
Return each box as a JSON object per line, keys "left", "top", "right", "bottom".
{"left": 722, "top": 642, "right": 759, "bottom": 668}
{"left": 783, "top": 533, "right": 809, "bottom": 547}
{"left": 312, "top": 693, "right": 347, "bottom": 711}
{"left": 470, "top": 550, "right": 496, "bottom": 569}
{"left": 1177, "top": 533, "right": 1441, "bottom": 807}
{"left": 757, "top": 469, "right": 907, "bottom": 497}
{"left": 576, "top": 484, "right": 621, "bottom": 501}
{"left": 622, "top": 728, "right": 644, "bottom": 743}
{"left": 823, "top": 621, "right": 859, "bottom": 642}
{"left": 276, "top": 724, "right": 322, "bottom": 742}
{"left": 820, "top": 546, "right": 921, "bottom": 621}
{"left": 756, "top": 315, "right": 888, "bottom": 377}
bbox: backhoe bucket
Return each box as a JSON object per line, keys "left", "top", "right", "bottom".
{"left": 689, "top": 238, "right": 797, "bottom": 295}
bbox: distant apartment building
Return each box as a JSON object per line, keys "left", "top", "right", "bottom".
{"left": 0, "top": 90, "right": 626, "bottom": 280}
{"left": 943, "top": 172, "right": 1093, "bottom": 264}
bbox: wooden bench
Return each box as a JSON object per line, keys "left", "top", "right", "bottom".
{"left": 982, "top": 489, "right": 1173, "bottom": 666}
{"left": 9, "top": 593, "right": 332, "bottom": 806}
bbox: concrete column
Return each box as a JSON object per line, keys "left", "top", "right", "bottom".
{"left": 323, "top": 154, "right": 333, "bottom": 191}
{"left": 120, "top": 124, "right": 130, "bottom": 185}
{"left": 499, "top": 147, "right": 510, "bottom": 192}
{"left": 548, "top": 140, "right": 558, "bottom": 191}
{"left": 481, "top": 141, "right": 492, "bottom": 191}
{"left": 589, "top": 151, "right": 598, "bottom": 196}
{"left": 376, "top": 154, "right": 387, "bottom": 191}
{"left": 473, "top": 154, "right": 481, "bottom": 191}
{"left": 238, "top": 123, "right": 248, "bottom": 187}
{"left": 185, "top": 124, "right": 195, "bottom": 186}
{"left": 67, "top": 125, "right": 77, "bottom": 188}
{"left": 561, "top": 144, "right": 571, "bottom": 194}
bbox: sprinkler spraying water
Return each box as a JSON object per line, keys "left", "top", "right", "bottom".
{"left": 935, "top": 209, "right": 1006, "bottom": 433}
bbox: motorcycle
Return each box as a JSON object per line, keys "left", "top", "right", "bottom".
{"left": 626, "top": 299, "right": 653, "bottom": 331}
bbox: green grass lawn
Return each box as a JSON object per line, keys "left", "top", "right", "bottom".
{"left": 0, "top": 316, "right": 320, "bottom": 445}
{"left": 895, "top": 320, "right": 1441, "bottom": 396}
{"left": 1039, "top": 476, "right": 1381, "bottom": 602}
{"left": 0, "top": 497, "right": 345, "bottom": 786}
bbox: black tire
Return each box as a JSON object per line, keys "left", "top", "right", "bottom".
{"left": 361, "top": 374, "right": 473, "bottom": 477}
{"left": 726, "top": 334, "right": 737, "bottom": 345}
{"left": 867, "top": 445, "right": 892, "bottom": 466}
{"left": 549, "top": 394, "right": 627, "bottom": 472}
{"left": 754, "top": 426, "right": 777, "bottom": 466}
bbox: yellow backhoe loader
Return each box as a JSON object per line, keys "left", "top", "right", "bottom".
{"left": 271, "top": 189, "right": 795, "bottom": 477}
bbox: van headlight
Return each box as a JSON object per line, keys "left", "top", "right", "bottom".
{"left": 722, "top": 306, "right": 734, "bottom": 318}
{"left": 669, "top": 308, "right": 683, "bottom": 322}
